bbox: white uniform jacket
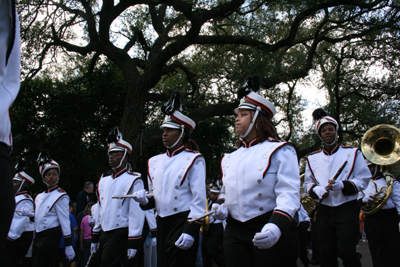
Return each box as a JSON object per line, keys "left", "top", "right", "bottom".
{"left": 147, "top": 145, "right": 206, "bottom": 235}
{"left": 34, "top": 186, "right": 72, "bottom": 246}
{"left": 93, "top": 168, "right": 145, "bottom": 249}
{"left": 219, "top": 138, "right": 300, "bottom": 233}
{"left": 8, "top": 192, "right": 35, "bottom": 241}
{"left": 145, "top": 209, "right": 157, "bottom": 237}
{"left": 0, "top": 1, "right": 20, "bottom": 147}
{"left": 304, "top": 144, "right": 370, "bottom": 207}
{"left": 359, "top": 175, "right": 400, "bottom": 214}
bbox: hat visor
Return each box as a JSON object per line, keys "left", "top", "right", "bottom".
{"left": 160, "top": 121, "right": 182, "bottom": 130}
{"left": 234, "top": 104, "right": 256, "bottom": 115}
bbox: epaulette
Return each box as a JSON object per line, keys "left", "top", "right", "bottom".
{"left": 341, "top": 145, "right": 356, "bottom": 149}
{"left": 57, "top": 187, "right": 65, "bottom": 193}
{"left": 267, "top": 137, "right": 285, "bottom": 143}
{"left": 185, "top": 148, "right": 200, "bottom": 154}
{"left": 127, "top": 171, "right": 141, "bottom": 177}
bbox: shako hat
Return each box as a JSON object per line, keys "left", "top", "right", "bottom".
{"left": 160, "top": 92, "right": 196, "bottom": 133}
{"left": 312, "top": 108, "right": 338, "bottom": 136}
{"left": 107, "top": 127, "right": 132, "bottom": 154}
{"left": 13, "top": 160, "right": 35, "bottom": 186}
{"left": 37, "top": 150, "right": 60, "bottom": 179}
{"left": 234, "top": 74, "right": 276, "bottom": 120}
{"left": 209, "top": 175, "right": 222, "bottom": 193}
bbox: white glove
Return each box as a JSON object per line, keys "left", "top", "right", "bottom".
{"left": 17, "top": 207, "right": 34, "bottom": 217}
{"left": 175, "top": 233, "right": 194, "bottom": 250}
{"left": 127, "top": 249, "right": 137, "bottom": 259}
{"left": 151, "top": 237, "right": 157, "bottom": 247}
{"left": 212, "top": 203, "right": 228, "bottom": 221}
{"left": 91, "top": 243, "right": 99, "bottom": 254}
{"left": 65, "top": 245, "right": 75, "bottom": 262}
{"left": 132, "top": 189, "right": 149, "bottom": 205}
{"left": 331, "top": 181, "right": 344, "bottom": 191}
{"left": 313, "top": 186, "right": 328, "bottom": 199}
{"left": 252, "top": 223, "right": 281, "bottom": 249}
{"left": 362, "top": 195, "right": 374, "bottom": 203}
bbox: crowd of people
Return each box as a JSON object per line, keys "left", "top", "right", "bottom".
{"left": 1, "top": 1, "right": 400, "bottom": 267}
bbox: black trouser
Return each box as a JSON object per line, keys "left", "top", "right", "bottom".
{"left": 202, "top": 223, "right": 225, "bottom": 267}
{"left": 93, "top": 228, "right": 128, "bottom": 267}
{"left": 0, "top": 231, "right": 33, "bottom": 267}
{"left": 315, "top": 200, "right": 361, "bottom": 267}
{"left": 32, "top": 226, "right": 62, "bottom": 267}
{"left": 0, "top": 143, "right": 15, "bottom": 249}
{"left": 157, "top": 211, "right": 199, "bottom": 267}
{"left": 364, "top": 208, "right": 400, "bottom": 267}
{"left": 224, "top": 212, "right": 299, "bottom": 267}
{"left": 296, "top": 221, "right": 310, "bottom": 267}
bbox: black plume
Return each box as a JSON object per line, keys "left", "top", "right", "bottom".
{"left": 161, "top": 91, "right": 183, "bottom": 115}
{"left": 237, "top": 74, "right": 262, "bottom": 100}
{"left": 212, "top": 174, "right": 222, "bottom": 183}
{"left": 312, "top": 108, "right": 328, "bottom": 122}
{"left": 37, "top": 150, "right": 51, "bottom": 166}
{"left": 15, "top": 160, "right": 27, "bottom": 173}
{"left": 107, "top": 127, "right": 122, "bottom": 144}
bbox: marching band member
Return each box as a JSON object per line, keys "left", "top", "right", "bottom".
{"left": 359, "top": 159, "right": 400, "bottom": 266}
{"left": 91, "top": 127, "right": 145, "bottom": 267}
{"left": 32, "top": 151, "right": 75, "bottom": 266}
{"left": 303, "top": 108, "right": 370, "bottom": 267}
{"left": 213, "top": 74, "right": 300, "bottom": 267}
{"left": 0, "top": 161, "right": 35, "bottom": 267}
{"left": 0, "top": 0, "right": 21, "bottom": 248}
{"left": 202, "top": 175, "right": 226, "bottom": 267}
{"left": 133, "top": 92, "right": 207, "bottom": 267}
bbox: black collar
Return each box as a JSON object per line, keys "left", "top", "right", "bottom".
{"left": 167, "top": 145, "right": 185, "bottom": 157}
{"left": 46, "top": 185, "right": 59, "bottom": 193}
{"left": 112, "top": 168, "right": 127, "bottom": 179}
{"left": 242, "top": 138, "right": 259, "bottom": 148}
{"left": 322, "top": 143, "right": 339, "bottom": 155}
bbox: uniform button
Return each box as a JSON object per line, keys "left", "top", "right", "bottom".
{"left": 315, "top": 166, "right": 318, "bottom": 169}
{"left": 224, "top": 173, "right": 226, "bottom": 176}
{"left": 257, "top": 179, "right": 262, "bottom": 184}
{"left": 316, "top": 174, "right": 319, "bottom": 176}
{"left": 174, "top": 208, "right": 177, "bottom": 211}
{"left": 178, "top": 175, "right": 182, "bottom": 178}
{"left": 264, "top": 155, "right": 267, "bottom": 159}
{"left": 345, "top": 171, "right": 348, "bottom": 173}
{"left": 153, "top": 159, "right": 156, "bottom": 161}
{"left": 187, "top": 157, "right": 190, "bottom": 160}
{"left": 258, "top": 193, "right": 262, "bottom": 197}
{"left": 124, "top": 189, "right": 126, "bottom": 191}
{"left": 119, "top": 206, "right": 121, "bottom": 209}
{"left": 117, "top": 214, "right": 120, "bottom": 217}
{"left": 259, "top": 207, "right": 264, "bottom": 211}
{"left": 227, "top": 155, "right": 231, "bottom": 158}
{"left": 313, "top": 159, "right": 316, "bottom": 161}
{"left": 175, "top": 185, "right": 179, "bottom": 189}
{"left": 153, "top": 167, "right": 155, "bottom": 170}
{"left": 101, "top": 197, "right": 104, "bottom": 200}
{"left": 182, "top": 166, "right": 186, "bottom": 169}
{"left": 44, "top": 226, "right": 46, "bottom": 229}
{"left": 44, "top": 219, "right": 46, "bottom": 221}
{"left": 270, "top": 145, "right": 273, "bottom": 148}
{"left": 47, "top": 206, "right": 50, "bottom": 208}
{"left": 174, "top": 196, "right": 178, "bottom": 200}
{"left": 116, "top": 223, "right": 119, "bottom": 226}
{"left": 227, "top": 164, "right": 229, "bottom": 167}
{"left": 258, "top": 167, "right": 262, "bottom": 171}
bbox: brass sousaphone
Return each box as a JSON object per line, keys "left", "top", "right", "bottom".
{"left": 361, "top": 124, "right": 400, "bottom": 216}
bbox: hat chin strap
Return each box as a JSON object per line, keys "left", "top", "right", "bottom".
{"left": 166, "top": 125, "right": 185, "bottom": 149}
{"left": 42, "top": 177, "right": 59, "bottom": 187}
{"left": 16, "top": 180, "right": 25, "bottom": 194}
{"left": 241, "top": 107, "right": 260, "bottom": 138}
{"left": 112, "top": 150, "right": 127, "bottom": 170}
{"left": 320, "top": 132, "right": 338, "bottom": 146}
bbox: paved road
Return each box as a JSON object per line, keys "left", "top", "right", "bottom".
{"left": 297, "top": 239, "right": 373, "bottom": 267}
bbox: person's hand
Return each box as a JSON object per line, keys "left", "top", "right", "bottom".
{"left": 91, "top": 243, "right": 99, "bottom": 254}
{"left": 132, "top": 189, "right": 149, "bottom": 205}
{"left": 151, "top": 237, "right": 157, "bottom": 247}
{"left": 362, "top": 195, "right": 374, "bottom": 203}
{"left": 212, "top": 203, "right": 228, "bottom": 221}
{"left": 65, "top": 245, "right": 75, "bottom": 262}
{"left": 175, "top": 233, "right": 194, "bottom": 250}
{"left": 313, "top": 186, "right": 329, "bottom": 199}
{"left": 252, "top": 223, "right": 281, "bottom": 249}
{"left": 17, "top": 207, "right": 34, "bottom": 217}
{"left": 330, "top": 180, "right": 344, "bottom": 191}
{"left": 127, "top": 249, "right": 137, "bottom": 259}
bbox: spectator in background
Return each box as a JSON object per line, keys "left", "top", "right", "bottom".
{"left": 80, "top": 202, "right": 95, "bottom": 267}
{"left": 57, "top": 202, "right": 78, "bottom": 267}
{"left": 76, "top": 181, "right": 95, "bottom": 217}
